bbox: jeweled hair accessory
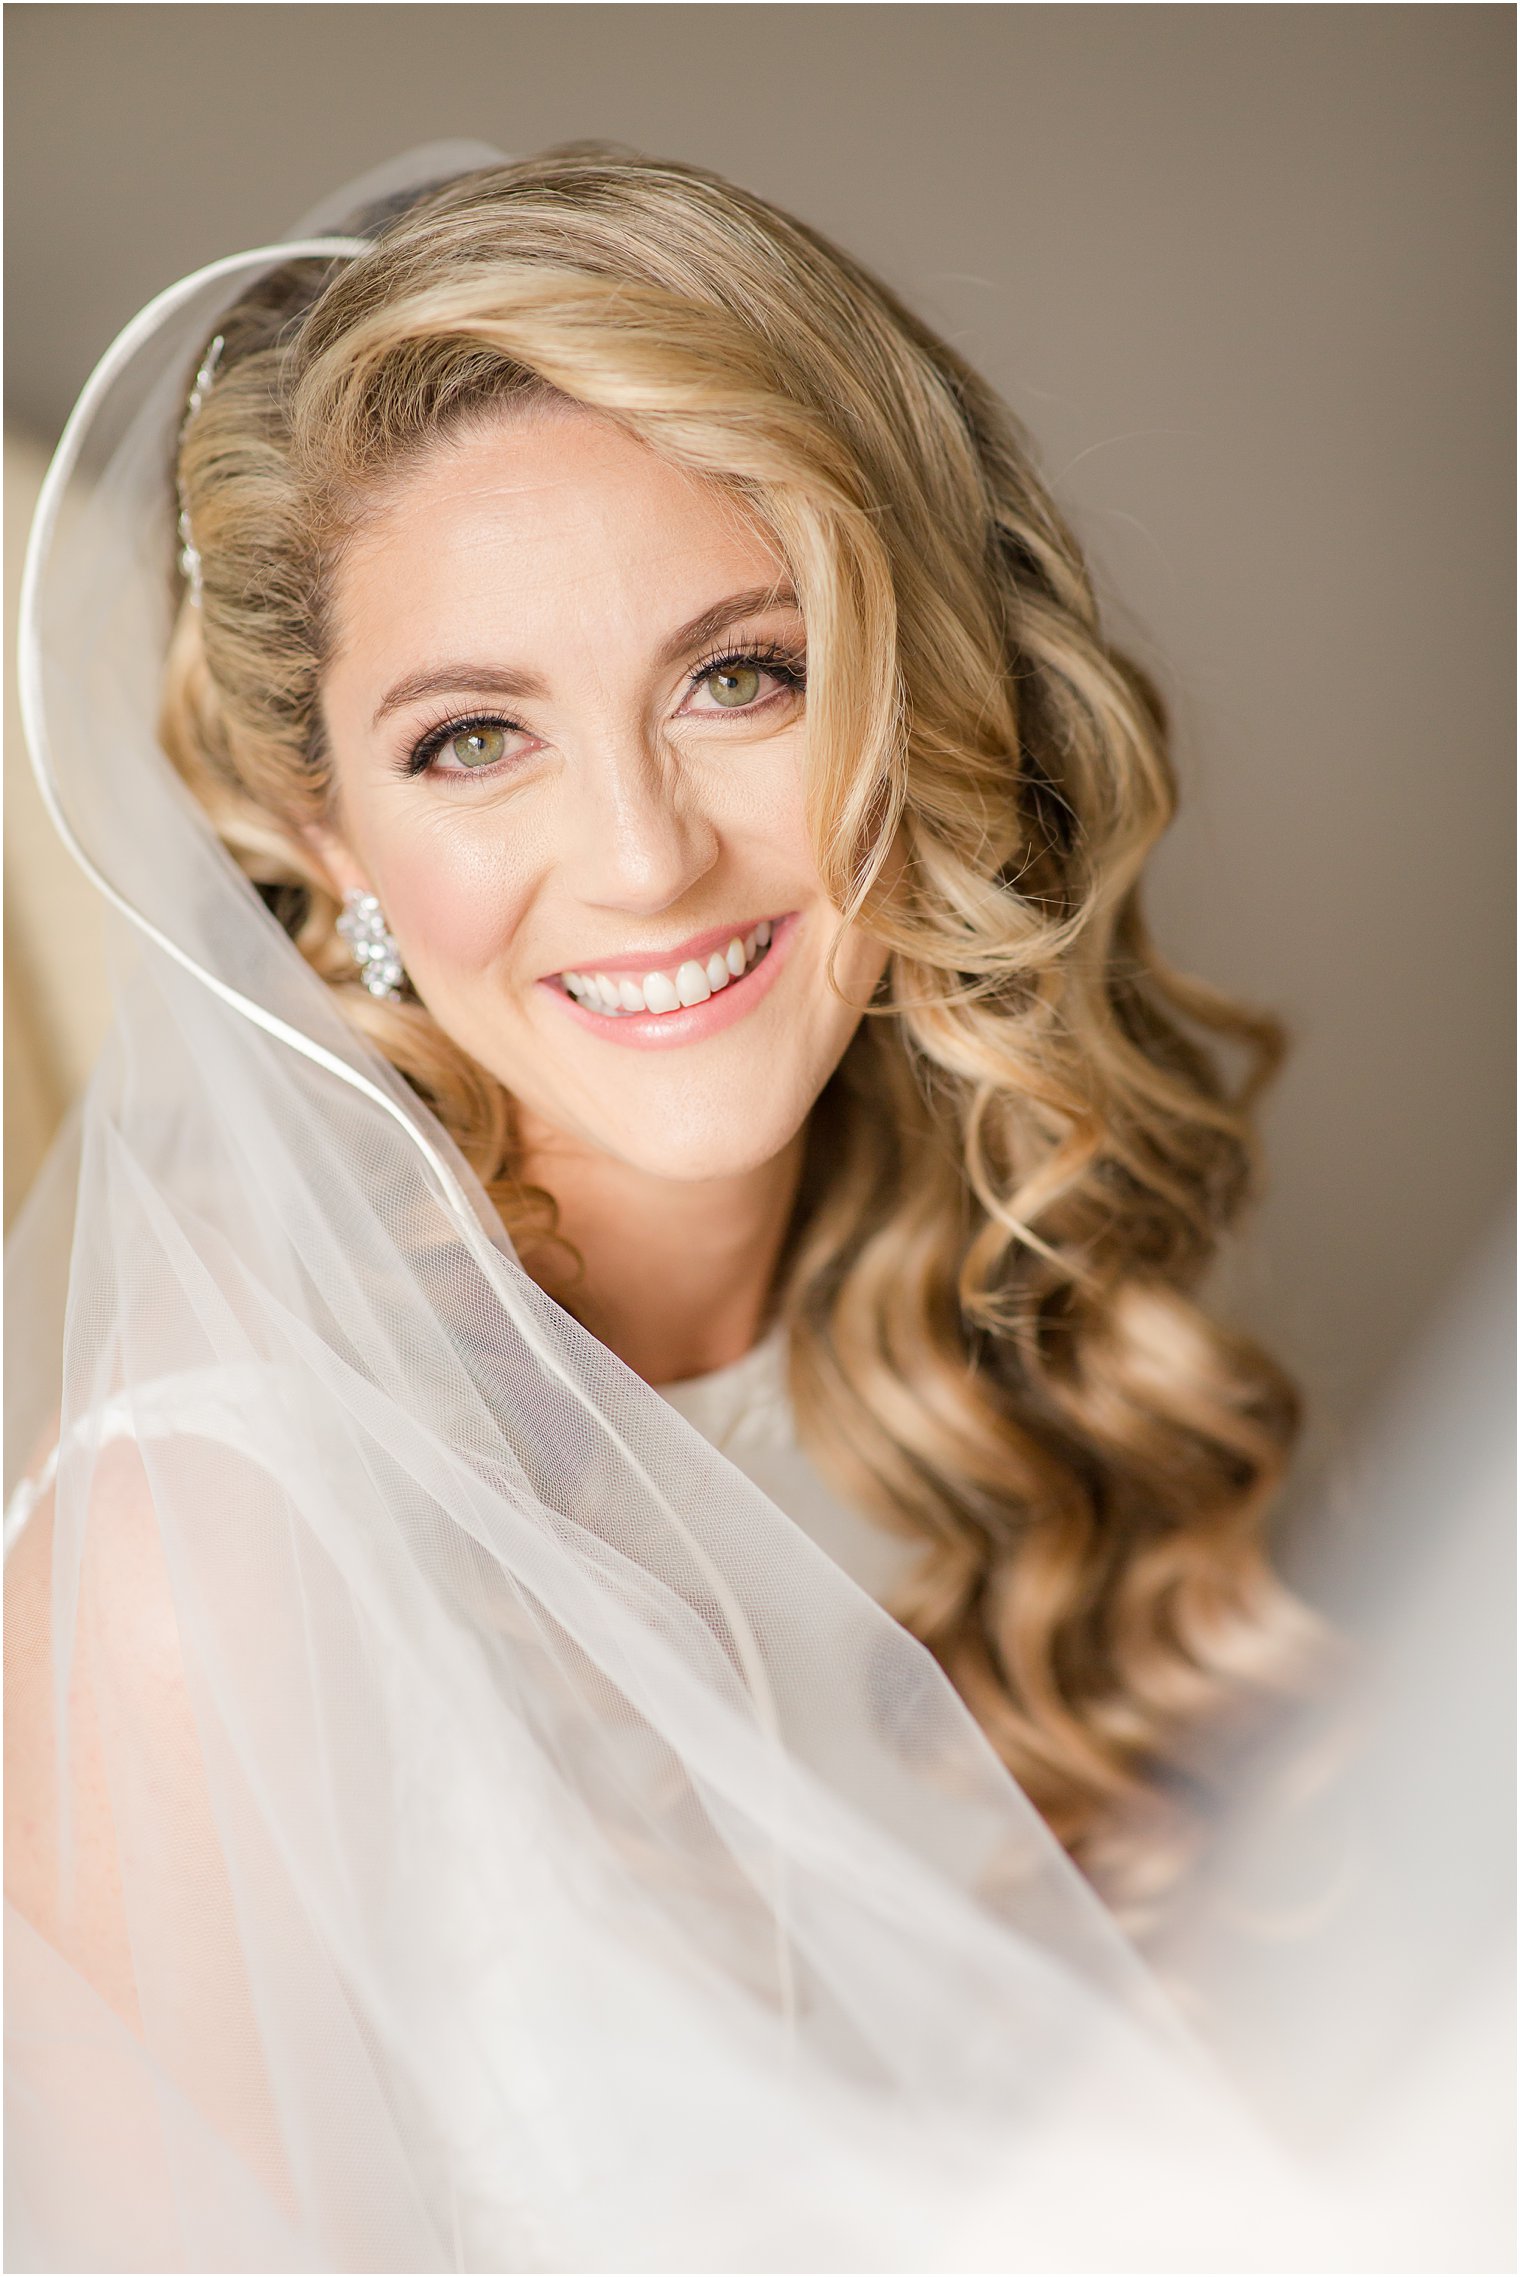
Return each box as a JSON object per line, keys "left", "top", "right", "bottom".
{"left": 175, "top": 331, "right": 225, "bottom": 607}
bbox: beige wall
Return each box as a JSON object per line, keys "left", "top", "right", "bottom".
{"left": 4, "top": 5, "right": 1512, "bottom": 1477}
{"left": 4, "top": 429, "right": 110, "bottom": 1223}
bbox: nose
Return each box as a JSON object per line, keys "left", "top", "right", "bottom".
{"left": 558, "top": 730, "right": 719, "bottom": 918}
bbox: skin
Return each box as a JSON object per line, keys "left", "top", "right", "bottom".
{"left": 313, "top": 401, "right": 889, "bottom": 1384}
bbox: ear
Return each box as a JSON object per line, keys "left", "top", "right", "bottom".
{"left": 302, "top": 822, "right": 373, "bottom": 906}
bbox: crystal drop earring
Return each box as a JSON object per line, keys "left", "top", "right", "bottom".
{"left": 336, "top": 891, "right": 406, "bottom": 1000}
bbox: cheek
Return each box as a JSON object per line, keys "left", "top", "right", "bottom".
{"left": 740, "top": 738, "right": 810, "bottom": 857}
{"left": 370, "top": 818, "right": 534, "bottom": 978}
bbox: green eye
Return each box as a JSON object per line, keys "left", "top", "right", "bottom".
{"left": 448, "top": 724, "right": 509, "bottom": 768}
{"left": 706, "top": 664, "right": 762, "bottom": 708}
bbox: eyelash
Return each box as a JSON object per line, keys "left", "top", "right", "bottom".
{"left": 399, "top": 641, "right": 808, "bottom": 780}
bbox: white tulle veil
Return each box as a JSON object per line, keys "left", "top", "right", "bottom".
{"left": 5, "top": 147, "right": 1510, "bottom": 2274}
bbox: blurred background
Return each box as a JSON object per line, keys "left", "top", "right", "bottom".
{"left": 4, "top": 4, "right": 1513, "bottom": 1520}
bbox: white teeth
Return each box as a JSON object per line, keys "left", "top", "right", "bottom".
{"left": 561, "top": 922, "right": 777, "bottom": 1019}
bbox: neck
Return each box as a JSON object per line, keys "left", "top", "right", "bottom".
{"left": 513, "top": 1114, "right": 806, "bottom": 1386}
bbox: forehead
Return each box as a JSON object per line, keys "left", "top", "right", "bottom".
{"left": 327, "top": 402, "right": 787, "bottom": 667}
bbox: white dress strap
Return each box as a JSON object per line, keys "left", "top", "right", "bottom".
{"left": 4, "top": 1365, "right": 296, "bottom": 1561}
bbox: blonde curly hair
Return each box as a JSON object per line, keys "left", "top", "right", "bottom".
{"left": 162, "top": 146, "right": 1316, "bottom": 1935}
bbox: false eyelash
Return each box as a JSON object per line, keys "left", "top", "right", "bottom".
{"left": 401, "top": 710, "right": 518, "bottom": 778}
{"left": 688, "top": 638, "right": 809, "bottom": 693}
{"left": 399, "top": 643, "right": 809, "bottom": 779}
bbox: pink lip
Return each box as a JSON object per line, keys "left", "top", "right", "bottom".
{"left": 540, "top": 913, "right": 781, "bottom": 982}
{"left": 538, "top": 911, "right": 799, "bottom": 1050}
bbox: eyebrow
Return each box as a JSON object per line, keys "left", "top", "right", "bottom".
{"left": 369, "top": 581, "right": 802, "bottom": 731}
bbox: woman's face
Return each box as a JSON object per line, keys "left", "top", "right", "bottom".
{"left": 316, "top": 403, "right": 888, "bottom": 1182}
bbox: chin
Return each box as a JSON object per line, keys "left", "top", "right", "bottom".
{"left": 593, "top": 1110, "right": 807, "bottom": 1186}
{"left": 450, "top": 998, "right": 841, "bottom": 1185}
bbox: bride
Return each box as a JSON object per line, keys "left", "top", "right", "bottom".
{"left": 7, "top": 144, "right": 1336, "bottom": 2270}
{"left": 171, "top": 139, "right": 1314, "bottom": 1916}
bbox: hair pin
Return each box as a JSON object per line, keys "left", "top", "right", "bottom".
{"left": 177, "top": 333, "right": 225, "bottom": 606}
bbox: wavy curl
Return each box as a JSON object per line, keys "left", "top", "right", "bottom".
{"left": 160, "top": 147, "right": 1319, "bottom": 1934}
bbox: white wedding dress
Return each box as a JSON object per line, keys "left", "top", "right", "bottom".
{"left": 4, "top": 1334, "right": 913, "bottom": 1608}
{"left": 655, "top": 1330, "right": 925, "bottom": 1610}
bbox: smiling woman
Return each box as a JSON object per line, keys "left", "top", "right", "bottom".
{"left": 147, "top": 147, "right": 1317, "bottom": 1902}
{"left": 8, "top": 143, "right": 1327, "bottom": 2269}
{"left": 307, "top": 409, "right": 882, "bottom": 1247}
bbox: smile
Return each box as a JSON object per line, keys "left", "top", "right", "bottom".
{"left": 556, "top": 919, "right": 774, "bottom": 1018}
{"left": 539, "top": 913, "right": 798, "bottom": 1050}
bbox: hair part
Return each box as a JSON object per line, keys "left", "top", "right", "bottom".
{"left": 161, "top": 145, "right": 1319, "bottom": 1936}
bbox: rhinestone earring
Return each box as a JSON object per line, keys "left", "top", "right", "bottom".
{"left": 337, "top": 891, "right": 406, "bottom": 1000}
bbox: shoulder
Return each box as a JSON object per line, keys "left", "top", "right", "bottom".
{"left": 4, "top": 1438, "right": 184, "bottom": 2029}
{"left": 5, "top": 1418, "right": 300, "bottom": 2197}
{"left": 3, "top": 1389, "right": 258, "bottom": 2028}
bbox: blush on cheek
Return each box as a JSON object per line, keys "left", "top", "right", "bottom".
{"left": 378, "top": 841, "right": 528, "bottom": 978}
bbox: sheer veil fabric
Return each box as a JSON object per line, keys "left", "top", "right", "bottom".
{"left": 3, "top": 149, "right": 1495, "bottom": 2273}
